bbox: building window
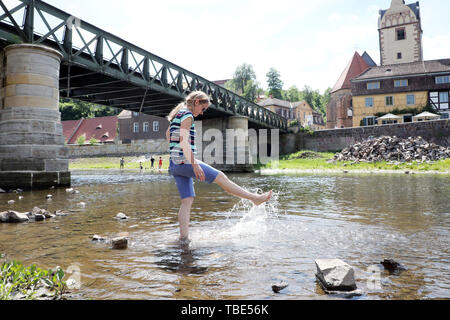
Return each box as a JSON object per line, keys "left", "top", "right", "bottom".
{"left": 430, "top": 91, "right": 449, "bottom": 110}
{"left": 406, "top": 94, "right": 415, "bottom": 105}
{"left": 363, "top": 116, "right": 376, "bottom": 126}
{"left": 394, "top": 79, "right": 408, "bottom": 87}
{"left": 132, "top": 112, "right": 139, "bottom": 117}
{"left": 396, "top": 28, "right": 406, "bottom": 41}
{"left": 153, "top": 121, "right": 159, "bottom": 132}
{"left": 403, "top": 115, "right": 413, "bottom": 123}
{"left": 367, "top": 82, "right": 380, "bottom": 90}
{"left": 365, "top": 97, "right": 374, "bottom": 107}
{"left": 397, "top": 52, "right": 402, "bottom": 59}
{"left": 143, "top": 122, "right": 149, "bottom": 133}
{"left": 436, "top": 76, "right": 450, "bottom": 84}
{"left": 133, "top": 122, "right": 139, "bottom": 133}
{"left": 385, "top": 96, "right": 394, "bottom": 106}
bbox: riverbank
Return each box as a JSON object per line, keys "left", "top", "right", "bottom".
{"left": 69, "top": 155, "right": 171, "bottom": 170}
{"left": 69, "top": 152, "right": 450, "bottom": 175}
{"left": 257, "top": 150, "right": 450, "bottom": 175}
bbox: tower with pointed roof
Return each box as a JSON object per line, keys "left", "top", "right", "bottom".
{"left": 378, "top": 0, "right": 423, "bottom": 66}
{"left": 327, "top": 52, "right": 372, "bottom": 129}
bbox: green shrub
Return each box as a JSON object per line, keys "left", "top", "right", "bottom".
{"left": 77, "top": 135, "right": 86, "bottom": 146}
{"left": 0, "top": 258, "right": 67, "bottom": 300}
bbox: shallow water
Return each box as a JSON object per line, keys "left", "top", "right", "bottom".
{"left": 0, "top": 170, "right": 449, "bottom": 300}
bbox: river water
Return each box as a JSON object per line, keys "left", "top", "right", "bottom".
{"left": 0, "top": 170, "right": 449, "bottom": 300}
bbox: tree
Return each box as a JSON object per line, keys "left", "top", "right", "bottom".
{"left": 266, "top": 68, "right": 283, "bottom": 99}
{"left": 243, "top": 80, "right": 259, "bottom": 102}
{"left": 59, "top": 98, "right": 120, "bottom": 121}
{"left": 284, "top": 85, "right": 301, "bottom": 102}
{"left": 225, "top": 63, "right": 262, "bottom": 103}
{"left": 226, "top": 63, "right": 257, "bottom": 95}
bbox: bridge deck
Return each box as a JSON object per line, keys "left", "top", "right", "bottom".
{"left": 0, "top": 0, "right": 287, "bottom": 131}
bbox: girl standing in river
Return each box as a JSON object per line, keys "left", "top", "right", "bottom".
{"left": 166, "top": 91, "right": 272, "bottom": 243}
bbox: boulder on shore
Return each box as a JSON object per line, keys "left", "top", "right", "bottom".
{"left": 315, "top": 259, "right": 357, "bottom": 292}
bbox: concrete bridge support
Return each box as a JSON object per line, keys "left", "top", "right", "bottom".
{"left": 199, "top": 116, "right": 254, "bottom": 173}
{"left": 0, "top": 44, "right": 70, "bottom": 190}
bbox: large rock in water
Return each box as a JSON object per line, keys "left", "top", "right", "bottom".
{"left": 0, "top": 211, "right": 29, "bottom": 223}
{"left": 315, "top": 259, "right": 357, "bottom": 292}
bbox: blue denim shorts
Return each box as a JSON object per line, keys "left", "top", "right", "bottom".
{"left": 169, "top": 160, "right": 221, "bottom": 199}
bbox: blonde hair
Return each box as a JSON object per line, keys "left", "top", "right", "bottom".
{"left": 167, "top": 91, "right": 210, "bottom": 122}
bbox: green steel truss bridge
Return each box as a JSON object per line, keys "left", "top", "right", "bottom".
{"left": 0, "top": 0, "right": 287, "bottom": 131}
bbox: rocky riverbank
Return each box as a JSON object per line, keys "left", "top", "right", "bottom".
{"left": 332, "top": 136, "right": 450, "bottom": 163}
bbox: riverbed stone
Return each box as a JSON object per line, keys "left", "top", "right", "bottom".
{"left": 380, "top": 259, "right": 407, "bottom": 275}
{"left": 115, "top": 212, "right": 128, "bottom": 220}
{"left": 111, "top": 237, "right": 128, "bottom": 249}
{"left": 0, "top": 210, "right": 30, "bottom": 223}
{"left": 315, "top": 259, "right": 357, "bottom": 292}
{"left": 92, "top": 234, "right": 107, "bottom": 242}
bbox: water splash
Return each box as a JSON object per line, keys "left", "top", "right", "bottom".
{"left": 191, "top": 190, "right": 286, "bottom": 246}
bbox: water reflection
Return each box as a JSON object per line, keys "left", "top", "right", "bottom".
{"left": 0, "top": 170, "right": 448, "bottom": 300}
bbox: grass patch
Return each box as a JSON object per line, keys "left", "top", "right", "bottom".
{"left": 259, "top": 151, "right": 450, "bottom": 172}
{"left": 69, "top": 155, "right": 171, "bottom": 170}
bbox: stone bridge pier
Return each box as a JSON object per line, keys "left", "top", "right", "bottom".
{"left": 198, "top": 116, "right": 279, "bottom": 173}
{"left": 0, "top": 44, "right": 70, "bottom": 190}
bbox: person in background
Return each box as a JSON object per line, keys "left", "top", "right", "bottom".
{"left": 120, "top": 157, "right": 125, "bottom": 169}
{"left": 151, "top": 155, "right": 155, "bottom": 169}
{"left": 158, "top": 157, "right": 163, "bottom": 170}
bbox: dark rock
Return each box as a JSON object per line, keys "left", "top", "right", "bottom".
{"left": 272, "top": 282, "right": 289, "bottom": 293}
{"left": 111, "top": 237, "right": 128, "bottom": 249}
{"left": 34, "top": 213, "right": 46, "bottom": 221}
{"left": 381, "top": 259, "right": 407, "bottom": 274}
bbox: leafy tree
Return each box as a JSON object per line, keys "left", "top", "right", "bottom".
{"left": 266, "top": 68, "right": 283, "bottom": 99}
{"left": 283, "top": 85, "right": 301, "bottom": 102}
{"left": 59, "top": 98, "right": 120, "bottom": 121}
{"left": 243, "top": 80, "right": 260, "bottom": 102}
{"left": 226, "top": 63, "right": 257, "bottom": 94}
{"left": 225, "top": 63, "right": 262, "bottom": 103}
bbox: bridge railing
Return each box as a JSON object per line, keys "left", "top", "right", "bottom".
{"left": 0, "top": 0, "right": 288, "bottom": 131}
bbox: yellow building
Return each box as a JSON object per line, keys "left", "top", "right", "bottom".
{"left": 353, "top": 91, "right": 429, "bottom": 126}
{"left": 351, "top": 59, "right": 450, "bottom": 126}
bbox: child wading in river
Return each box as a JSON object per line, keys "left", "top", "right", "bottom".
{"left": 166, "top": 91, "right": 272, "bottom": 243}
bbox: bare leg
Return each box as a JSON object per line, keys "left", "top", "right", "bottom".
{"left": 214, "top": 172, "right": 272, "bottom": 206}
{"left": 178, "top": 197, "right": 194, "bottom": 241}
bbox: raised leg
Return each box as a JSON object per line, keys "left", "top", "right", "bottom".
{"left": 213, "top": 172, "right": 272, "bottom": 206}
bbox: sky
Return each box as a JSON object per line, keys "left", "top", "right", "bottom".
{"left": 31, "top": 0, "right": 450, "bottom": 93}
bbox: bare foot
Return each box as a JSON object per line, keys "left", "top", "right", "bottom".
{"left": 252, "top": 190, "right": 273, "bottom": 206}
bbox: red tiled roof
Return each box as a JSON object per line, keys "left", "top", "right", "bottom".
{"left": 62, "top": 119, "right": 83, "bottom": 143}
{"left": 331, "top": 52, "right": 370, "bottom": 93}
{"left": 62, "top": 116, "right": 118, "bottom": 144}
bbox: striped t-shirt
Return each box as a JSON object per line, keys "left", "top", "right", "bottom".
{"left": 169, "top": 108, "right": 196, "bottom": 164}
